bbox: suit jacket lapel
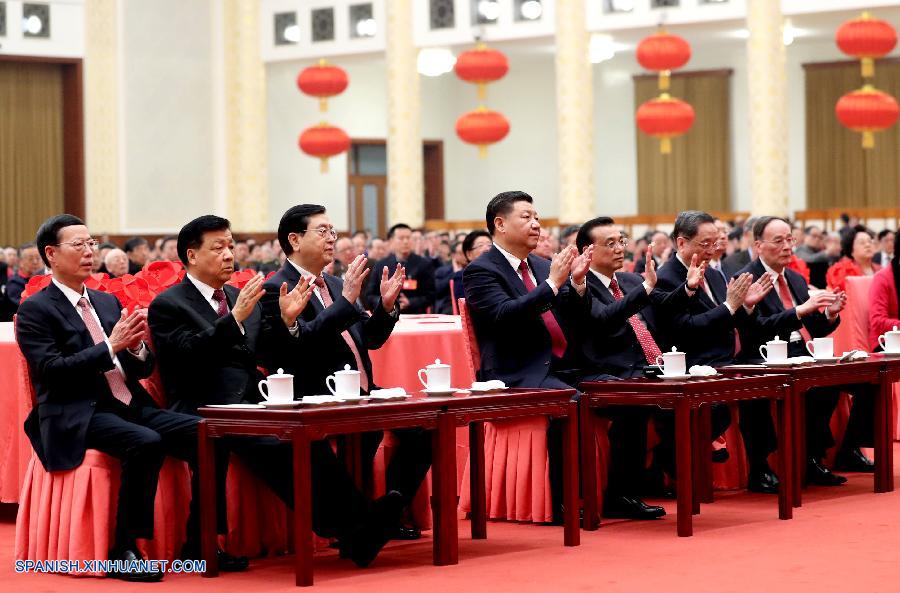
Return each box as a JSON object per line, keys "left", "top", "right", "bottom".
{"left": 47, "top": 283, "right": 92, "bottom": 344}
{"left": 588, "top": 273, "right": 613, "bottom": 304}
{"left": 706, "top": 269, "right": 726, "bottom": 305}
{"left": 181, "top": 277, "right": 221, "bottom": 326}
{"left": 488, "top": 246, "right": 527, "bottom": 297}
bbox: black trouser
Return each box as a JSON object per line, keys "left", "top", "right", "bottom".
{"left": 359, "top": 428, "right": 433, "bottom": 508}
{"left": 225, "top": 436, "right": 372, "bottom": 539}
{"left": 652, "top": 404, "right": 732, "bottom": 479}
{"left": 805, "top": 386, "right": 841, "bottom": 460}
{"left": 85, "top": 403, "right": 201, "bottom": 551}
{"left": 840, "top": 384, "right": 877, "bottom": 451}
{"left": 738, "top": 400, "right": 778, "bottom": 468}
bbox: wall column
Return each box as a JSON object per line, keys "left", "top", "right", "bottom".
{"left": 385, "top": 0, "right": 423, "bottom": 227}
{"left": 747, "top": 0, "right": 789, "bottom": 217}
{"left": 220, "top": 0, "right": 270, "bottom": 231}
{"left": 83, "top": 0, "right": 120, "bottom": 232}
{"left": 555, "top": 0, "right": 595, "bottom": 225}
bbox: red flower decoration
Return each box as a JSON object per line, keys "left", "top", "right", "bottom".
{"left": 226, "top": 268, "right": 259, "bottom": 289}
{"left": 121, "top": 275, "right": 155, "bottom": 310}
{"left": 140, "top": 260, "right": 185, "bottom": 291}
{"left": 826, "top": 257, "right": 862, "bottom": 292}
{"left": 20, "top": 275, "right": 52, "bottom": 301}
{"left": 84, "top": 273, "right": 111, "bottom": 292}
{"left": 786, "top": 256, "right": 810, "bottom": 284}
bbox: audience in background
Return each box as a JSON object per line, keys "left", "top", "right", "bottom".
{"left": 722, "top": 217, "right": 757, "bottom": 278}
{"left": 159, "top": 236, "right": 179, "bottom": 262}
{"left": 533, "top": 229, "right": 556, "bottom": 260}
{"left": 124, "top": 237, "right": 150, "bottom": 274}
{"left": 366, "top": 223, "right": 435, "bottom": 314}
{"left": 632, "top": 230, "right": 670, "bottom": 275}
{"left": 874, "top": 229, "right": 895, "bottom": 266}
{"left": 6, "top": 243, "right": 44, "bottom": 307}
{"left": 104, "top": 248, "right": 130, "bottom": 278}
{"left": 826, "top": 224, "right": 880, "bottom": 292}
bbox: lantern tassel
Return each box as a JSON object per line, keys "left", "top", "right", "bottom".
{"left": 477, "top": 83, "right": 487, "bottom": 102}
{"left": 478, "top": 145, "right": 488, "bottom": 158}
{"left": 319, "top": 98, "right": 328, "bottom": 112}
{"left": 862, "top": 131, "right": 875, "bottom": 149}
{"left": 660, "top": 137, "right": 672, "bottom": 154}
{"left": 659, "top": 70, "right": 671, "bottom": 91}
{"left": 320, "top": 158, "right": 329, "bottom": 173}
{"left": 861, "top": 57, "right": 875, "bottom": 79}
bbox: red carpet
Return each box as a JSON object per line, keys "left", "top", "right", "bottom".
{"left": 3, "top": 446, "right": 900, "bottom": 593}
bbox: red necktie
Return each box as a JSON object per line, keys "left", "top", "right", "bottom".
{"left": 314, "top": 276, "right": 370, "bottom": 391}
{"left": 77, "top": 297, "right": 133, "bottom": 405}
{"left": 776, "top": 275, "right": 812, "bottom": 344}
{"left": 609, "top": 277, "right": 663, "bottom": 365}
{"left": 518, "top": 260, "right": 568, "bottom": 358}
{"left": 212, "top": 289, "right": 229, "bottom": 318}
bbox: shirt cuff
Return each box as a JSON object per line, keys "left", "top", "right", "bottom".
{"left": 642, "top": 281, "right": 652, "bottom": 294}
{"left": 128, "top": 342, "right": 149, "bottom": 360}
{"left": 571, "top": 276, "right": 587, "bottom": 297}
{"left": 724, "top": 301, "right": 738, "bottom": 315}
{"left": 825, "top": 309, "right": 839, "bottom": 322}
{"left": 231, "top": 313, "right": 246, "bottom": 336}
{"left": 545, "top": 278, "right": 559, "bottom": 295}
{"left": 288, "top": 320, "right": 300, "bottom": 337}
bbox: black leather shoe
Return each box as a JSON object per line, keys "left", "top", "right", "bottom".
{"left": 180, "top": 543, "right": 249, "bottom": 572}
{"left": 340, "top": 490, "right": 405, "bottom": 567}
{"left": 834, "top": 447, "right": 875, "bottom": 473}
{"left": 602, "top": 495, "right": 666, "bottom": 520}
{"left": 806, "top": 458, "right": 847, "bottom": 486}
{"left": 107, "top": 548, "right": 164, "bottom": 582}
{"left": 387, "top": 524, "right": 421, "bottom": 540}
{"left": 711, "top": 448, "right": 730, "bottom": 463}
{"left": 747, "top": 467, "right": 779, "bottom": 494}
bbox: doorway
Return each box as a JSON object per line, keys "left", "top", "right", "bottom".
{"left": 347, "top": 139, "right": 444, "bottom": 237}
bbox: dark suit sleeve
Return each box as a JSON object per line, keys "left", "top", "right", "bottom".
{"left": 362, "top": 304, "right": 397, "bottom": 350}
{"left": 148, "top": 294, "right": 248, "bottom": 359}
{"left": 118, "top": 344, "right": 155, "bottom": 380}
{"left": 654, "top": 274, "right": 735, "bottom": 334}
{"left": 434, "top": 265, "right": 452, "bottom": 300}
{"left": 586, "top": 284, "right": 650, "bottom": 330}
{"left": 463, "top": 261, "right": 557, "bottom": 328}
{"left": 406, "top": 259, "right": 436, "bottom": 313}
{"left": 16, "top": 298, "right": 116, "bottom": 394}
{"left": 262, "top": 280, "right": 364, "bottom": 342}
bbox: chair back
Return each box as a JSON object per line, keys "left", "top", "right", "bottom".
{"left": 845, "top": 275, "right": 875, "bottom": 351}
{"left": 13, "top": 315, "right": 38, "bottom": 410}
{"left": 457, "top": 298, "right": 481, "bottom": 379}
{"left": 449, "top": 279, "right": 459, "bottom": 315}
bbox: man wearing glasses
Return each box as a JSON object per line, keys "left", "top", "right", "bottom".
{"left": 261, "top": 204, "right": 433, "bottom": 565}
{"left": 16, "top": 215, "right": 198, "bottom": 581}
{"left": 653, "top": 211, "right": 779, "bottom": 494}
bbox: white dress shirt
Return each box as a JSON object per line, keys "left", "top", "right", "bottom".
{"left": 590, "top": 269, "right": 652, "bottom": 295}
{"left": 186, "top": 273, "right": 245, "bottom": 335}
{"left": 286, "top": 259, "right": 327, "bottom": 308}
{"left": 51, "top": 277, "right": 147, "bottom": 380}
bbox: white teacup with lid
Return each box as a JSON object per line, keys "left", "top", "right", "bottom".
{"left": 418, "top": 358, "right": 451, "bottom": 390}
{"left": 806, "top": 337, "right": 834, "bottom": 359}
{"left": 879, "top": 326, "right": 900, "bottom": 353}
{"left": 760, "top": 336, "right": 788, "bottom": 362}
{"left": 653, "top": 347, "right": 686, "bottom": 376}
{"left": 326, "top": 364, "right": 361, "bottom": 397}
{"left": 258, "top": 368, "right": 294, "bottom": 403}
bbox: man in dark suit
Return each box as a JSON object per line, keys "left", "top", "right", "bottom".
{"left": 464, "top": 191, "right": 661, "bottom": 520}
{"left": 5, "top": 242, "right": 44, "bottom": 309}
{"left": 737, "top": 216, "right": 875, "bottom": 484}
{"left": 365, "top": 223, "right": 435, "bottom": 314}
{"left": 654, "top": 211, "right": 779, "bottom": 493}
{"left": 721, "top": 217, "right": 756, "bottom": 278}
{"left": 261, "top": 204, "right": 431, "bottom": 552}
{"left": 16, "top": 215, "right": 199, "bottom": 582}
{"left": 632, "top": 230, "right": 669, "bottom": 276}
{"left": 124, "top": 237, "right": 150, "bottom": 275}
{"left": 149, "top": 215, "right": 393, "bottom": 568}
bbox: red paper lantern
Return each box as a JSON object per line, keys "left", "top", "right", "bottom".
{"left": 835, "top": 84, "right": 899, "bottom": 149}
{"left": 836, "top": 12, "right": 897, "bottom": 78}
{"left": 454, "top": 43, "right": 509, "bottom": 101}
{"left": 296, "top": 59, "right": 349, "bottom": 112}
{"left": 636, "top": 94, "right": 695, "bottom": 154}
{"left": 299, "top": 124, "right": 351, "bottom": 172}
{"left": 456, "top": 107, "right": 510, "bottom": 157}
{"left": 637, "top": 30, "right": 691, "bottom": 90}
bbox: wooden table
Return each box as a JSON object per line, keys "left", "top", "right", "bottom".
{"left": 579, "top": 375, "right": 793, "bottom": 537}
{"left": 721, "top": 357, "right": 893, "bottom": 507}
{"left": 196, "top": 388, "right": 578, "bottom": 586}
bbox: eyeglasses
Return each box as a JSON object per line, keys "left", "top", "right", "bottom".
{"left": 299, "top": 227, "right": 337, "bottom": 240}
{"left": 762, "top": 236, "right": 797, "bottom": 247}
{"left": 689, "top": 238, "right": 723, "bottom": 250}
{"left": 600, "top": 239, "right": 629, "bottom": 250}
{"left": 57, "top": 239, "right": 99, "bottom": 251}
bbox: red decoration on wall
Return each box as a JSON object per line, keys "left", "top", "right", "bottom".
{"left": 636, "top": 30, "right": 691, "bottom": 90}
{"left": 299, "top": 124, "right": 351, "bottom": 172}
{"left": 455, "top": 107, "right": 510, "bottom": 158}
{"left": 835, "top": 84, "right": 899, "bottom": 149}
{"left": 636, "top": 94, "right": 696, "bottom": 154}
{"left": 835, "top": 12, "right": 897, "bottom": 78}
{"left": 296, "top": 59, "right": 349, "bottom": 112}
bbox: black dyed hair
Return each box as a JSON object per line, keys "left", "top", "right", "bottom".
{"left": 35, "top": 214, "right": 85, "bottom": 267}
{"left": 387, "top": 223, "right": 412, "bottom": 239}
{"left": 575, "top": 217, "right": 616, "bottom": 252}
{"left": 176, "top": 215, "right": 231, "bottom": 265}
{"left": 462, "top": 230, "right": 491, "bottom": 260}
{"left": 485, "top": 191, "right": 533, "bottom": 235}
{"left": 840, "top": 224, "right": 874, "bottom": 260}
{"left": 123, "top": 236, "right": 148, "bottom": 253}
{"left": 277, "top": 204, "right": 327, "bottom": 255}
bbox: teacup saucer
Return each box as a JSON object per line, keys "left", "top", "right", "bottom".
{"left": 335, "top": 395, "right": 364, "bottom": 404}
{"left": 469, "top": 386, "right": 508, "bottom": 394}
{"left": 762, "top": 360, "right": 794, "bottom": 367}
{"left": 422, "top": 388, "right": 463, "bottom": 397}
{"left": 261, "top": 401, "right": 300, "bottom": 409}
{"left": 812, "top": 356, "right": 841, "bottom": 363}
{"left": 882, "top": 350, "right": 900, "bottom": 357}
{"left": 656, "top": 373, "right": 691, "bottom": 381}
{"left": 207, "top": 403, "right": 263, "bottom": 409}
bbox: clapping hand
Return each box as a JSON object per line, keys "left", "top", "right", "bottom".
{"left": 279, "top": 276, "right": 314, "bottom": 328}
{"left": 825, "top": 290, "right": 847, "bottom": 316}
{"left": 549, "top": 245, "right": 576, "bottom": 288}
{"left": 797, "top": 290, "right": 837, "bottom": 317}
{"left": 109, "top": 307, "right": 148, "bottom": 354}
{"left": 744, "top": 273, "right": 774, "bottom": 308}
{"left": 725, "top": 273, "right": 752, "bottom": 311}
{"left": 643, "top": 245, "right": 657, "bottom": 289}
{"left": 341, "top": 255, "right": 370, "bottom": 304}
{"left": 380, "top": 264, "right": 406, "bottom": 312}
{"left": 685, "top": 254, "right": 707, "bottom": 291}
{"left": 570, "top": 245, "right": 593, "bottom": 286}
{"left": 232, "top": 273, "right": 265, "bottom": 323}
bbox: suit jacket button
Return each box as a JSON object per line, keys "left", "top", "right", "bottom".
{"left": 90, "top": 401, "right": 96, "bottom": 407}
{"left": 544, "top": 361, "right": 550, "bottom": 366}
